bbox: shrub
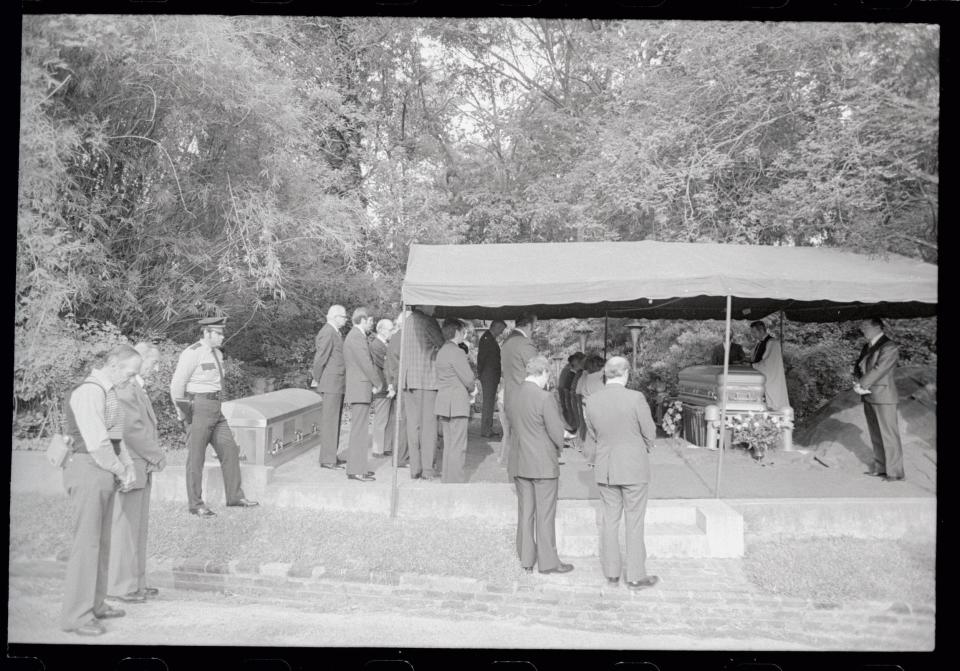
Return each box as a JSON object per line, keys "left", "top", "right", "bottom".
{"left": 13, "top": 318, "right": 128, "bottom": 438}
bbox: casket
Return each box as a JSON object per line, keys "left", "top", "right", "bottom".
{"left": 221, "top": 388, "right": 323, "bottom": 466}
{"left": 677, "top": 365, "right": 767, "bottom": 412}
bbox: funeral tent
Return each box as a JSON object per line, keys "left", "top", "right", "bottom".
{"left": 390, "top": 240, "right": 937, "bottom": 506}
{"left": 400, "top": 241, "right": 937, "bottom": 322}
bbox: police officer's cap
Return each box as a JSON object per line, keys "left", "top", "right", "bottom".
{"left": 199, "top": 316, "right": 227, "bottom": 330}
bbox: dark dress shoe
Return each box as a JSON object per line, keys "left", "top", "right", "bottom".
{"left": 539, "top": 562, "right": 574, "bottom": 574}
{"left": 189, "top": 505, "right": 216, "bottom": 517}
{"left": 864, "top": 471, "right": 887, "bottom": 477}
{"left": 364, "top": 471, "right": 376, "bottom": 477}
{"left": 227, "top": 498, "right": 260, "bottom": 507}
{"left": 883, "top": 475, "right": 905, "bottom": 482}
{"left": 320, "top": 462, "right": 345, "bottom": 470}
{"left": 67, "top": 620, "right": 106, "bottom": 636}
{"left": 93, "top": 605, "right": 126, "bottom": 619}
{"left": 626, "top": 575, "right": 660, "bottom": 590}
{"left": 141, "top": 587, "right": 159, "bottom": 597}
{"left": 522, "top": 566, "right": 534, "bottom": 573}
{"left": 347, "top": 474, "right": 375, "bottom": 482}
{"left": 109, "top": 591, "right": 146, "bottom": 603}
{"left": 607, "top": 577, "right": 620, "bottom": 585}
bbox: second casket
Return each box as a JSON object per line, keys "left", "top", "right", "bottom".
{"left": 221, "top": 388, "right": 323, "bottom": 467}
{"left": 677, "top": 365, "right": 767, "bottom": 412}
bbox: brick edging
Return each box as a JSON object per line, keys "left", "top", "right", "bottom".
{"left": 11, "top": 554, "right": 935, "bottom": 622}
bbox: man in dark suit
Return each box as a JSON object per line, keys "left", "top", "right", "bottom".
{"left": 510, "top": 356, "right": 573, "bottom": 574}
{"left": 585, "top": 356, "right": 659, "bottom": 590}
{"left": 108, "top": 342, "right": 166, "bottom": 604}
{"left": 854, "top": 318, "right": 905, "bottom": 481}
{"left": 477, "top": 320, "right": 506, "bottom": 438}
{"left": 435, "top": 319, "right": 477, "bottom": 483}
{"left": 558, "top": 352, "right": 585, "bottom": 432}
{"left": 500, "top": 312, "right": 538, "bottom": 471}
{"left": 343, "top": 307, "right": 383, "bottom": 482}
{"left": 369, "top": 318, "right": 394, "bottom": 458}
{"left": 384, "top": 312, "right": 408, "bottom": 467}
{"left": 313, "top": 305, "right": 349, "bottom": 469}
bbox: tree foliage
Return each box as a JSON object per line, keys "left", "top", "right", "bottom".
{"left": 17, "top": 17, "right": 937, "bottom": 436}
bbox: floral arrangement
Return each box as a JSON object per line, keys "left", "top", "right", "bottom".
{"left": 723, "top": 412, "right": 793, "bottom": 459}
{"left": 661, "top": 399, "right": 684, "bottom": 437}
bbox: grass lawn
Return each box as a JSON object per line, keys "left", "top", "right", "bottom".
{"left": 743, "top": 535, "right": 936, "bottom": 604}
{"left": 9, "top": 492, "right": 523, "bottom": 582}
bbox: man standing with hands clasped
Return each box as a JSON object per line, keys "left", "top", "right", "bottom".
{"left": 60, "top": 344, "right": 141, "bottom": 636}
{"left": 511, "top": 356, "right": 572, "bottom": 574}
{"left": 854, "top": 318, "right": 905, "bottom": 482}
{"left": 585, "top": 356, "right": 659, "bottom": 590}
{"left": 343, "top": 307, "right": 383, "bottom": 482}
{"left": 170, "top": 316, "right": 258, "bottom": 516}
{"left": 107, "top": 342, "right": 166, "bottom": 604}
{"left": 313, "top": 305, "right": 349, "bottom": 469}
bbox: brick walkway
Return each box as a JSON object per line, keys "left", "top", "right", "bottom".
{"left": 9, "top": 554, "right": 934, "bottom": 651}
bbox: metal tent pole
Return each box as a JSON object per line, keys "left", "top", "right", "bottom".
{"left": 390, "top": 305, "right": 407, "bottom": 519}
{"left": 714, "top": 295, "right": 732, "bottom": 499}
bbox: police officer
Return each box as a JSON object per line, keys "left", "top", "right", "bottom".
{"left": 170, "top": 316, "right": 259, "bottom": 516}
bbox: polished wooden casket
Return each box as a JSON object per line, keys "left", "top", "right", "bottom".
{"left": 677, "top": 364, "right": 767, "bottom": 412}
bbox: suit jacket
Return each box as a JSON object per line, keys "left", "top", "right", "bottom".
{"left": 369, "top": 337, "right": 389, "bottom": 398}
{"left": 385, "top": 333, "right": 401, "bottom": 389}
{"left": 312, "top": 323, "right": 346, "bottom": 394}
{"left": 116, "top": 379, "right": 163, "bottom": 465}
{"left": 477, "top": 330, "right": 501, "bottom": 382}
{"left": 434, "top": 341, "right": 476, "bottom": 418}
{"left": 509, "top": 380, "right": 565, "bottom": 479}
{"left": 856, "top": 335, "right": 900, "bottom": 405}
{"left": 585, "top": 383, "right": 657, "bottom": 486}
{"left": 401, "top": 309, "right": 445, "bottom": 391}
{"left": 500, "top": 329, "right": 538, "bottom": 406}
{"left": 344, "top": 327, "right": 383, "bottom": 404}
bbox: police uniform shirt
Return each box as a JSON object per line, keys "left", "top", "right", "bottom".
{"left": 170, "top": 341, "right": 224, "bottom": 398}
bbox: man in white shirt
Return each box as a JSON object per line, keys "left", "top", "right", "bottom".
{"left": 60, "top": 344, "right": 141, "bottom": 636}
{"left": 170, "top": 316, "right": 258, "bottom": 516}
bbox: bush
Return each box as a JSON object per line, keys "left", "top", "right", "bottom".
{"left": 12, "top": 316, "right": 250, "bottom": 447}
{"left": 13, "top": 318, "right": 128, "bottom": 438}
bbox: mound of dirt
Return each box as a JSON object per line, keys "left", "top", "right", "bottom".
{"left": 794, "top": 366, "right": 936, "bottom": 487}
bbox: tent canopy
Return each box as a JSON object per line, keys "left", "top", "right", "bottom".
{"left": 401, "top": 241, "right": 938, "bottom": 322}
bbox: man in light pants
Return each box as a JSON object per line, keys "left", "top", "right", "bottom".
{"left": 108, "top": 342, "right": 166, "bottom": 603}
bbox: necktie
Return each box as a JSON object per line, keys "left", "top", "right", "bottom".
{"left": 212, "top": 348, "right": 225, "bottom": 391}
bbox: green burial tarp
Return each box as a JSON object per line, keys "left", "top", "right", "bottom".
{"left": 401, "top": 241, "right": 937, "bottom": 322}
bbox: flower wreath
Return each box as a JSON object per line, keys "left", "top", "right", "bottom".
{"left": 661, "top": 399, "right": 684, "bottom": 437}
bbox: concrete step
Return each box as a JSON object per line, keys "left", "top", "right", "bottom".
{"left": 557, "top": 521, "right": 708, "bottom": 558}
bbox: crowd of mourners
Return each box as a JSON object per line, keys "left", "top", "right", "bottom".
{"left": 53, "top": 303, "right": 905, "bottom": 635}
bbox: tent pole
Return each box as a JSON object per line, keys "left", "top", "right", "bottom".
{"left": 714, "top": 295, "right": 732, "bottom": 499}
{"left": 390, "top": 304, "right": 407, "bottom": 519}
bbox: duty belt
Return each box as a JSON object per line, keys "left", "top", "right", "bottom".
{"left": 187, "top": 391, "right": 223, "bottom": 400}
